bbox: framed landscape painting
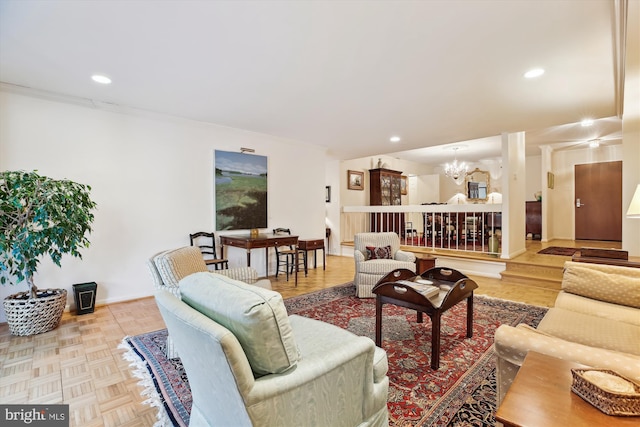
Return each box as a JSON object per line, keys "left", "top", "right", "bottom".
{"left": 215, "top": 150, "right": 268, "bottom": 230}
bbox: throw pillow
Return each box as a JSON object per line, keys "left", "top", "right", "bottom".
{"left": 180, "top": 272, "right": 299, "bottom": 376}
{"left": 366, "top": 245, "right": 393, "bottom": 260}
{"left": 562, "top": 265, "right": 640, "bottom": 308}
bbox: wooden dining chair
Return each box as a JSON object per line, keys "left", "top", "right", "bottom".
{"left": 189, "top": 232, "right": 229, "bottom": 270}
{"left": 272, "top": 228, "right": 306, "bottom": 280}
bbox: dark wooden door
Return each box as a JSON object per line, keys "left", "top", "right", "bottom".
{"left": 574, "top": 161, "right": 622, "bottom": 241}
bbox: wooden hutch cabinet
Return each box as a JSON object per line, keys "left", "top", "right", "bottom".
{"left": 369, "top": 168, "right": 404, "bottom": 234}
{"left": 526, "top": 201, "right": 542, "bottom": 239}
{"left": 369, "top": 168, "right": 402, "bottom": 206}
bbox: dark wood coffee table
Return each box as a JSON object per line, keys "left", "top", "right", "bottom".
{"left": 372, "top": 267, "right": 478, "bottom": 369}
{"left": 496, "top": 351, "right": 640, "bottom": 426}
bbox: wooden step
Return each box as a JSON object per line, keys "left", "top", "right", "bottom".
{"left": 500, "top": 262, "right": 564, "bottom": 290}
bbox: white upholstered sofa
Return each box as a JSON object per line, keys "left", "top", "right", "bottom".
{"left": 353, "top": 232, "right": 416, "bottom": 298}
{"left": 494, "top": 261, "right": 640, "bottom": 404}
{"left": 155, "top": 272, "right": 390, "bottom": 427}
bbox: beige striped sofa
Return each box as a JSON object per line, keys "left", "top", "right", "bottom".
{"left": 494, "top": 261, "right": 640, "bottom": 405}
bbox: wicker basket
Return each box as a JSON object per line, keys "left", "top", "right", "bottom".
{"left": 2, "top": 289, "right": 67, "bottom": 336}
{"left": 571, "top": 368, "right": 640, "bottom": 416}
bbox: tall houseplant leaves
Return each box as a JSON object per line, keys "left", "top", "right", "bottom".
{"left": 0, "top": 170, "right": 97, "bottom": 298}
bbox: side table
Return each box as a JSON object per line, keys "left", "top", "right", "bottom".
{"left": 496, "top": 351, "right": 640, "bottom": 426}
{"left": 298, "top": 239, "right": 325, "bottom": 273}
{"left": 414, "top": 253, "right": 436, "bottom": 274}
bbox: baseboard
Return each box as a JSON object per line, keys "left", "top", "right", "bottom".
{"left": 434, "top": 256, "right": 506, "bottom": 279}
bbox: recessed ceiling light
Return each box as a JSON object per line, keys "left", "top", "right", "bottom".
{"left": 581, "top": 119, "right": 594, "bottom": 127}
{"left": 390, "top": 136, "right": 401, "bottom": 143}
{"left": 524, "top": 68, "right": 545, "bottom": 79}
{"left": 91, "top": 74, "right": 112, "bottom": 84}
{"left": 588, "top": 139, "right": 601, "bottom": 148}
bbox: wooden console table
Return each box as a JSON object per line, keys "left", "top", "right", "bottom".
{"left": 220, "top": 233, "right": 299, "bottom": 285}
{"left": 298, "top": 238, "right": 325, "bottom": 272}
{"left": 496, "top": 351, "right": 640, "bottom": 426}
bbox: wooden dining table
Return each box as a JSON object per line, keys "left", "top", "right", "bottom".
{"left": 219, "top": 233, "right": 299, "bottom": 285}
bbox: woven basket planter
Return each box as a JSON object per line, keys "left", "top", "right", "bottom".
{"left": 3, "top": 288, "right": 67, "bottom": 336}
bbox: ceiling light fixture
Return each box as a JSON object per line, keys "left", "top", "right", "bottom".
{"left": 390, "top": 136, "right": 401, "bottom": 143}
{"left": 91, "top": 74, "right": 112, "bottom": 84}
{"left": 588, "top": 139, "right": 601, "bottom": 148}
{"left": 444, "top": 147, "right": 468, "bottom": 184}
{"left": 581, "top": 119, "right": 594, "bottom": 127}
{"left": 524, "top": 68, "right": 545, "bottom": 79}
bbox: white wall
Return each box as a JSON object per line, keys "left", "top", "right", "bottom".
{"left": 439, "top": 173, "right": 466, "bottom": 201}
{"left": 340, "top": 154, "right": 431, "bottom": 207}
{"left": 438, "top": 159, "right": 503, "bottom": 202}
{"left": 525, "top": 155, "right": 542, "bottom": 201}
{"left": 324, "top": 158, "right": 341, "bottom": 254}
{"left": 550, "top": 145, "right": 623, "bottom": 240}
{"left": 0, "top": 90, "right": 327, "bottom": 322}
{"left": 416, "top": 174, "right": 439, "bottom": 204}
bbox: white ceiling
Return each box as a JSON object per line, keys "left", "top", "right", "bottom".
{"left": 0, "top": 0, "right": 625, "bottom": 164}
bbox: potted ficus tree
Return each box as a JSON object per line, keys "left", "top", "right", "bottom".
{"left": 0, "top": 170, "right": 97, "bottom": 336}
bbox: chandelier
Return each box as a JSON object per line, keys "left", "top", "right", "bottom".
{"left": 444, "top": 147, "right": 468, "bottom": 184}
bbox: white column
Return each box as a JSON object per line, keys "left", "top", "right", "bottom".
{"left": 500, "top": 132, "right": 527, "bottom": 258}
{"left": 622, "top": 0, "right": 640, "bottom": 256}
{"left": 540, "top": 145, "right": 553, "bottom": 242}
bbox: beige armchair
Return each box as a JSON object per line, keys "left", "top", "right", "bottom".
{"left": 146, "top": 246, "right": 272, "bottom": 357}
{"left": 353, "top": 232, "right": 416, "bottom": 298}
{"left": 147, "top": 246, "right": 272, "bottom": 296}
{"left": 155, "top": 272, "right": 389, "bottom": 426}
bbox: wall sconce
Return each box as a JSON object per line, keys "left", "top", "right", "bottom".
{"left": 446, "top": 192, "right": 468, "bottom": 204}
{"left": 487, "top": 192, "right": 503, "bottom": 204}
{"left": 627, "top": 184, "right": 640, "bottom": 218}
{"left": 240, "top": 147, "right": 255, "bottom": 154}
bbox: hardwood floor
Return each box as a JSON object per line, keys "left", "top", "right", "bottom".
{"left": 0, "top": 238, "right": 625, "bottom": 426}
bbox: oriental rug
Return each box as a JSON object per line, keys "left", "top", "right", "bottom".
{"left": 121, "top": 283, "right": 547, "bottom": 426}
{"left": 537, "top": 246, "right": 580, "bottom": 256}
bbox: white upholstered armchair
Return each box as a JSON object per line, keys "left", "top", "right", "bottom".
{"left": 155, "top": 272, "right": 389, "bottom": 427}
{"left": 147, "top": 246, "right": 272, "bottom": 296}
{"left": 146, "top": 246, "right": 272, "bottom": 357}
{"left": 353, "top": 232, "right": 416, "bottom": 298}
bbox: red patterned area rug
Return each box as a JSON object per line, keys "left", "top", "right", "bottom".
{"left": 121, "top": 283, "right": 547, "bottom": 426}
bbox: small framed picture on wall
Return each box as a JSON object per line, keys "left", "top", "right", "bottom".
{"left": 347, "top": 170, "right": 364, "bottom": 190}
{"left": 401, "top": 175, "right": 408, "bottom": 195}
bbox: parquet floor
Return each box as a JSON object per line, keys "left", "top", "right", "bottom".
{"left": 0, "top": 239, "right": 624, "bottom": 426}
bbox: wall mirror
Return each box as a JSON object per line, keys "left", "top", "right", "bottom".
{"left": 465, "top": 168, "right": 490, "bottom": 202}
